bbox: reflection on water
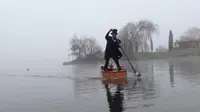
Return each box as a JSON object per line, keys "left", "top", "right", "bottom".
{"left": 105, "top": 84, "right": 124, "bottom": 112}
{"left": 102, "top": 76, "right": 157, "bottom": 112}
{"left": 169, "top": 60, "right": 175, "bottom": 87}
{"left": 70, "top": 60, "right": 158, "bottom": 112}
{"left": 123, "top": 78, "right": 156, "bottom": 111}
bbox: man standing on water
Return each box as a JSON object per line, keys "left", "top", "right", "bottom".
{"left": 104, "top": 29, "right": 122, "bottom": 71}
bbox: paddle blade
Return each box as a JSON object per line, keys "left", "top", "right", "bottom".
{"left": 135, "top": 71, "right": 142, "bottom": 77}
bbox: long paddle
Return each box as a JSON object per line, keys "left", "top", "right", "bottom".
{"left": 120, "top": 47, "right": 141, "bottom": 77}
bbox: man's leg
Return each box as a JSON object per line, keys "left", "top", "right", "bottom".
{"left": 113, "top": 57, "right": 121, "bottom": 70}
{"left": 104, "top": 57, "right": 110, "bottom": 70}
{"left": 118, "top": 51, "right": 122, "bottom": 59}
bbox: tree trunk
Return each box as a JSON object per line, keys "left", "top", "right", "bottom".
{"left": 151, "top": 39, "right": 153, "bottom": 51}
{"left": 135, "top": 42, "right": 139, "bottom": 52}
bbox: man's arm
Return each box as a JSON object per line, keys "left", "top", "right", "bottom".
{"left": 117, "top": 39, "right": 121, "bottom": 47}
{"left": 105, "top": 29, "right": 112, "bottom": 40}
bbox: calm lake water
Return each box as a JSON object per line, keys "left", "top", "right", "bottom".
{"left": 1, "top": 56, "right": 200, "bottom": 112}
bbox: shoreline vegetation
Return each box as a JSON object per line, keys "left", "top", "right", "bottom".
{"left": 63, "top": 48, "right": 200, "bottom": 65}
{"left": 65, "top": 19, "right": 200, "bottom": 65}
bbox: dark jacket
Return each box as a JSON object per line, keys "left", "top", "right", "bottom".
{"left": 104, "top": 31, "right": 122, "bottom": 60}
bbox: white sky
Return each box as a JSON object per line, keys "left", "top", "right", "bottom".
{"left": 0, "top": 0, "right": 200, "bottom": 62}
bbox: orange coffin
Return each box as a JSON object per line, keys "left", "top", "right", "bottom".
{"left": 101, "top": 68, "right": 128, "bottom": 80}
{"left": 102, "top": 78, "right": 128, "bottom": 85}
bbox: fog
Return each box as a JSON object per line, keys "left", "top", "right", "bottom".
{"left": 0, "top": 0, "right": 200, "bottom": 64}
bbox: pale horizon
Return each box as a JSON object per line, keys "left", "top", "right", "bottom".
{"left": 0, "top": 0, "right": 200, "bottom": 63}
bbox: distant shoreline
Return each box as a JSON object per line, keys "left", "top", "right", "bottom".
{"left": 62, "top": 53, "right": 167, "bottom": 65}
{"left": 63, "top": 48, "right": 200, "bottom": 65}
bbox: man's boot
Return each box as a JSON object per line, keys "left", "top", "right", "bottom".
{"left": 117, "top": 65, "right": 122, "bottom": 71}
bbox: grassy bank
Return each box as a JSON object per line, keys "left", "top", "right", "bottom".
{"left": 63, "top": 48, "right": 200, "bottom": 65}
{"left": 132, "top": 48, "right": 200, "bottom": 60}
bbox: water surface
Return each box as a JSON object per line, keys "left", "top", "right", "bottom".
{"left": 1, "top": 56, "right": 200, "bottom": 112}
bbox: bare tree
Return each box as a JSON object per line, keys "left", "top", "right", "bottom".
{"left": 69, "top": 35, "right": 102, "bottom": 59}
{"left": 81, "top": 36, "right": 102, "bottom": 56}
{"left": 136, "top": 20, "right": 158, "bottom": 51}
{"left": 70, "top": 34, "right": 81, "bottom": 58}
{"left": 88, "top": 37, "right": 102, "bottom": 54}
{"left": 118, "top": 20, "right": 159, "bottom": 56}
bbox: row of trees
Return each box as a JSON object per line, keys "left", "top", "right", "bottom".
{"left": 69, "top": 19, "right": 200, "bottom": 59}
{"left": 69, "top": 19, "right": 160, "bottom": 58}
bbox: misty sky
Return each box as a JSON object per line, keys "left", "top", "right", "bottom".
{"left": 0, "top": 0, "right": 200, "bottom": 63}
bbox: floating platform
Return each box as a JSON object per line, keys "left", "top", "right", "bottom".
{"left": 100, "top": 67, "right": 128, "bottom": 80}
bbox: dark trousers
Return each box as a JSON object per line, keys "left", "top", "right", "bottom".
{"left": 104, "top": 57, "right": 121, "bottom": 70}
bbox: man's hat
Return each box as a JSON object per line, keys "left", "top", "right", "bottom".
{"left": 111, "top": 29, "right": 118, "bottom": 34}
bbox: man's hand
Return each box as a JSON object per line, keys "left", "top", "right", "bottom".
{"left": 105, "top": 28, "right": 113, "bottom": 39}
